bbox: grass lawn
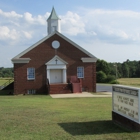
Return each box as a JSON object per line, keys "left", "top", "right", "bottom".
{"left": 117, "top": 78, "right": 140, "bottom": 88}
{"left": 0, "top": 95, "right": 140, "bottom": 140}
{"left": 97, "top": 78, "right": 140, "bottom": 88}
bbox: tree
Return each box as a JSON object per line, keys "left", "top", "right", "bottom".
{"left": 96, "top": 71, "right": 107, "bottom": 83}
{"left": 0, "top": 68, "right": 13, "bottom": 78}
{"left": 135, "top": 61, "right": 140, "bottom": 77}
{"left": 96, "top": 59, "right": 110, "bottom": 75}
{"left": 96, "top": 59, "right": 140, "bottom": 79}
{"left": 122, "top": 62, "right": 129, "bottom": 78}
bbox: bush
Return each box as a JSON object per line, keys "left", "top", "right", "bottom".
{"left": 109, "top": 80, "right": 119, "bottom": 84}
{"left": 105, "top": 75, "right": 116, "bottom": 83}
{"left": 96, "top": 71, "right": 119, "bottom": 84}
{"left": 96, "top": 71, "right": 107, "bottom": 83}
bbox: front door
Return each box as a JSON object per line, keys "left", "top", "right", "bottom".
{"left": 50, "top": 69, "right": 62, "bottom": 83}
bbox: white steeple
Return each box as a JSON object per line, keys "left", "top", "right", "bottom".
{"left": 47, "top": 7, "right": 61, "bottom": 35}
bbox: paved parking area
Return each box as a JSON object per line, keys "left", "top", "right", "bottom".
{"left": 96, "top": 84, "right": 112, "bottom": 92}
{"left": 50, "top": 92, "right": 112, "bottom": 98}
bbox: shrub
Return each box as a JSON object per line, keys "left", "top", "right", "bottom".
{"left": 105, "top": 75, "right": 116, "bottom": 83}
{"left": 109, "top": 80, "right": 119, "bottom": 84}
{"left": 96, "top": 71, "right": 107, "bottom": 83}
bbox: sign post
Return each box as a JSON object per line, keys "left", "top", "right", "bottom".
{"left": 112, "top": 85, "right": 140, "bottom": 131}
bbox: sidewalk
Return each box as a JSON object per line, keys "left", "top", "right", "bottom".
{"left": 50, "top": 92, "right": 112, "bottom": 98}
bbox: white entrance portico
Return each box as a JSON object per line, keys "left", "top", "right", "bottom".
{"left": 46, "top": 55, "right": 68, "bottom": 84}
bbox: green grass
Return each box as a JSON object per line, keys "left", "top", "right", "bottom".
{"left": 0, "top": 95, "right": 140, "bottom": 140}
{"left": 117, "top": 78, "right": 140, "bottom": 87}
{"left": 97, "top": 78, "right": 140, "bottom": 88}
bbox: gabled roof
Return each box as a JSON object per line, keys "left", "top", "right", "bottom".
{"left": 47, "top": 7, "right": 60, "bottom": 21}
{"left": 11, "top": 30, "right": 97, "bottom": 63}
{"left": 46, "top": 55, "right": 68, "bottom": 65}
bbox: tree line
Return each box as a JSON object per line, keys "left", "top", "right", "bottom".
{"left": 0, "top": 67, "right": 14, "bottom": 78}
{"left": 96, "top": 59, "right": 140, "bottom": 83}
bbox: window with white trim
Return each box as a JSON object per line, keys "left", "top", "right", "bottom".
{"left": 27, "top": 68, "right": 35, "bottom": 80}
{"left": 77, "top": 67, "right": 84, "bottom": 78}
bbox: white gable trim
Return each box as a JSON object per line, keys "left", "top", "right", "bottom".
{"left": 81, "top": 57, "right": 97, "bottom": 63}
{"left": 11, "top": 58, "right": 31, "bottom": 64}
{"left": 11, "top": 31, "right": 97, "bottom": 60}
{"left": 56, "top": 32, "right": 97, "bottom": 58}
{"left": 11, "top": 32, "right": 56, "bottom": 59}
{"left": 46, "top": 55, "right": 68, "bottom": 65}
{"left": 47, "top": 65, "right": 66, "bottom": 69}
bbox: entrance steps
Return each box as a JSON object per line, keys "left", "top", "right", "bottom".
{"left": 49, "top": 83, "right": 72, "bottom": 94}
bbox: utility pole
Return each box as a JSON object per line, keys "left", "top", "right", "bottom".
{"left": 114, "top": 64, "right": 117, "bottom": 79}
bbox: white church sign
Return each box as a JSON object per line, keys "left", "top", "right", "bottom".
{"left": 112, "top": 85, "right": 140, "bottom": 123}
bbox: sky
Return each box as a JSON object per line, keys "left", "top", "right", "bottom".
{"left": 0, "top": 0, "right": 140, "bottom": 67}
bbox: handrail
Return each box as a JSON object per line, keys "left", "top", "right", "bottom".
{"left": 46, "top": 78, "right": 50, "bottom": 94}
{"left": 0, "top": 79, "right": 14, "bottom": 90}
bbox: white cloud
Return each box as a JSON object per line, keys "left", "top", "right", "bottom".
{"left": 1, "top": 8, "right": 140, "bottom": 67}
{"left": 22, "top": 31, "right": 32, "bottom": 39}
{"left": 58, "top": 8, "right": 140, "bottom": 45}
{"left": 24, "top": 12, "right": 34, "bottom": 22}
{"left": 0, "top": 26, "right": 19, "bottom": 40}
{"left": 79, "top": 9, "right": 140, "bottom": 44}
{"left": 24, "top": 12, "right": 46, "bottom": 25}
{"left": 0, "top": 26, "right": 10, "bottom": 40}
{"left": 0, "top": 9, "right": 22, "bottom": 18}
{"left": 61, "top": 11, "right": 85, "bottom": 36}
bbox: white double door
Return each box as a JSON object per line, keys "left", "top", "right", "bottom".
{"left": 50, "top": 69, "right": 62, "bottom": 83}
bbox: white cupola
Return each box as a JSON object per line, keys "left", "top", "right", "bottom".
{"left": 47, "top": 7, "right": 61, "bottom": 35}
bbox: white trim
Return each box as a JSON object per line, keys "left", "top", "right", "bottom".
{"left": 47, "top": 65, "right": 66, "bottom": 70}
{"left": 46, "top": 55, "right": 67, "bottom": 83}
{"left": 11, "top": 31, "right": 97, "bottom": 60}
{"left": 46, "top": 55, "right": 68, "bottom": 65}
{"left": 47, "top": 69, "right": 50, "bottom": 83}
{"left": 56, "top": 31, "right": 96, "bottom": 58}
{"left": 63, "top": 69, "right": 67, "bottom": 83}
{"left": 27, "top": 68, "right": 35, "bottom": 80}
{"left": 12, "top": 32, "right": 56, "bottom": 59}
{"left": 77, "top": 67, "right": 84, "bottom": 78}
{"left": 11, "top": 58, "right": 31, "bottom": 64}
{"left": 81, "top": 57, "right": 97, "bottom": 63}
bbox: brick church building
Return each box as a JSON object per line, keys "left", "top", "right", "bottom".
{"left": 11, "top": 8, "right": 97, "bottom": 95}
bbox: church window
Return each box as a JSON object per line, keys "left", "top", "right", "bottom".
{"left": 27, "top": 68, "right": 35, "bottom": 80}
{"left": 77, "top": 67, "right": 84, "bottom": 78}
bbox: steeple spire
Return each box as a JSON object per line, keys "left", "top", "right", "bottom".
{"left": 47, "top": 7, "right": 60, "bottom": 21}
{"left": 47, "top": 7, "right": 61, "bottom": 35}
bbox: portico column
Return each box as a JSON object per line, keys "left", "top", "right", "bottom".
{"left": 47, "top": 69, "right": 50, "bottom": 83}
{"left": 63, "top": 69, "right": 66, "bottom": 83}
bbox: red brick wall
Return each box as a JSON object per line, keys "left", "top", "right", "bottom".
{"left": 14, "top": 34, "right": 96, "bottom": 94}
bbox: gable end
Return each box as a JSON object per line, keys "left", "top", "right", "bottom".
{"left": 11, "top": 31, "right": 97, "bottom": 64}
